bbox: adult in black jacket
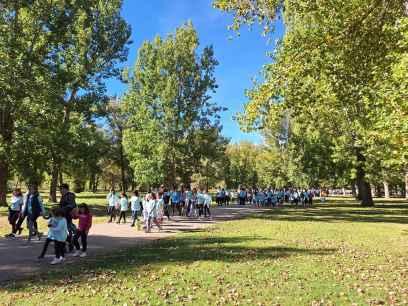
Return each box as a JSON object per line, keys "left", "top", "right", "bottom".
{"left": 59, "top": 184, "right": 77, "bottom": 251}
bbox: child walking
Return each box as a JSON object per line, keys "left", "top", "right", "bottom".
{"left": 130, "top": 190, "right": 141, "bottom": 227}
{"left": 203, "top": 189, "right": 212, "bottom": 219}
{"left": 73, "top": 203, "right": 92, "bottom": 258}
{"left": 38, "top": 208, "right": 68, "bottom": 265}
{"left": 196, "top": 189, "right": 205, "bottom": 219}
{"left": 143, "top": 193, "right": 162, "bottom": 232}
{"left": 107, "top": 189, "right": 118, "bottom": 223}
{"left": 117, "top": 192, "right": 128, "bottom": 224}
{"left": 6, "top": 189, "right": 23, "bottom": 238}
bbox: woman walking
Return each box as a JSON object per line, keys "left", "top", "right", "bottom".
{"left": 6, "top": 189, "right": 23, "bottom": 238}
{"left": 117, "top": 192, "right": 128, "bottom": 224}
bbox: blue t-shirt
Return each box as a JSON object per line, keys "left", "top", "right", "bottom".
{"left": 130, "top": 196, "right": 141, "bottom": 211}
{"left": 197, "top": 193, "right": 205, "bottom": 205}
{"left": 186, "top": 191, "right": 193, "bottom": 200}
{"left": 48, "top": 217, "right": 68, "bottom": 242}
{"left": 171, "top": 191, "right": 180, "bottom": 204}
{"left": 10, "top": 196, "right": 23, "bottom": 211}
{"left": 120, "top": 197, "right": 128, "bottom": 211}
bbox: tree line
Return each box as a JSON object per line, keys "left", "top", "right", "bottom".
{"left": 214, "top": 0, "right": 408, "bottom": 205}
{"left": 0, "top": 2, "right": 229, "bottom": 204}
{"left": 1, "top": 1, "right": 407, "bottom": 207}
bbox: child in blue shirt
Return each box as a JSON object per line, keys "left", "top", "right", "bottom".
{"left": 39, "top": 208, "right": 68, "bottom": 265}
{"left": 171, "top": 186, "right": 181, "bottom": 216}
{"left": 117, "top": 192, "right": 128, "bottom": 224}
{"left": 130, "top": 190, "right": 141, "bottom": 227}
{"left": 203, "top": 190, "right": 212, "bottom": 219}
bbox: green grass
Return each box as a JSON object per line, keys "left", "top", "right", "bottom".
{"left": 1, "top": 198, "right": 408, "bottom": 305}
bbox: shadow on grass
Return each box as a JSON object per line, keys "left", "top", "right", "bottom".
{"left": 1, "top": 234, "right": 337, "bottom": 291}
{"left": 252, "top": 202, "right": 408, "bottom": 224}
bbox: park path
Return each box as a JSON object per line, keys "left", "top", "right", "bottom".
{"left": 0, "top": 205, "right": 265, "bottom": 284}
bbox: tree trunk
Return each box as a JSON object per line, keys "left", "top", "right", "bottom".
{"left": 0, "top": 108, "right": 13, "bottom": 206}
{"left": 94, "top": 176, "right": 99, "bottom": 192}
{"left": 119, "top": 128, "right": 127, "bottom": 192}
{"left": 405, "top": 170, "right": 408, "bottom": 200}
{"left": 49, "top": 161, "right": 59, "bottom": 202}
{"left": 351, "top": 183, "right": 357, "bottom": 198}
{"left": 59, "top": 170, "right": 64, "bottom": 186}
{"left": 0, "top": 161, "right": 8, "bottom": 206}
{"left": 383, "top": 181, "right": 390, "bottom": 199}
{"left": 356, "top": 152, "right": 374, "bottom": 206}
{"left": 89, "top": 173, "right": 97, "bottom": 192}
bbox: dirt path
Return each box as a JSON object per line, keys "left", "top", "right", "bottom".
{"left": 0, "top": 205, "right": 265, "bottom": 283}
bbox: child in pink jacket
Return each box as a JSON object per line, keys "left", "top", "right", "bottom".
{"left": 72, "top": 203, "right": 92, "bottom": 257}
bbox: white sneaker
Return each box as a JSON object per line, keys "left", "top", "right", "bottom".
{"left": 80, "top": 252, "right": 87, "bottom": 258}
{"left": 50, "top": 257, "right": 62, "bottom": 265}
{"left": 73, "top": 251, "right": 81, "bottom": 257}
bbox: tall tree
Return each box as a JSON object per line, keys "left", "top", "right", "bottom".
{"left": 0, "top": 0, "right": 131, "bottom": 204}
{"left": 224, "top": 142, "right": 259, "bottom": 189}
{"left": 105, "top": 98, "right": 131, "bottom": 192}
{"left": 124, "top": 22, "right": 226, "bottom": 187}
{"left": 215, "top": 0, "right": 407, "bottom": 206}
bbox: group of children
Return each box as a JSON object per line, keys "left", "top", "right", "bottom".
{"left": 6, "top": 187, "right": 92, "bottom": 265}
{"left": 6, "top": 184, "right": 318, "bottom": 266}
{"left": 38, "top": 203, "right": 92, "bottom": 264}
{"left": 215, "top": 188, "right": 231, "bottom": 206}
{"left": 105, "top": 186, "right": 213, "bottom": 232}
{"left": 235, "top": 187, "right": 317, "bottom": 208}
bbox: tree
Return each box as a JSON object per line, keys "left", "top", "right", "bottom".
{"left": 215, "top": 0, "right": 407, "bottom": 206}
{"left": 105, "top": 98, "right": 132, "bottom": 192}
{"left": 124, "top": 22, "right": 226, "bottom": 187}
{"left": 224, "top": 142, "right": 259, "bottom": 189}
{"left": 0, "top": 0, "right": 66, "bottom": 204}
{"left": 0, "top": 0, "right": 131, "bottom": 204}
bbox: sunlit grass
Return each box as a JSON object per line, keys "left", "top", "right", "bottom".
{"left": 1, "top": 197, "right": 408, "bottom": 305}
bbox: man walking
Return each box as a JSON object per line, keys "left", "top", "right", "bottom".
{"left": 59, "top": 183, "right": 77, "bottom": 251}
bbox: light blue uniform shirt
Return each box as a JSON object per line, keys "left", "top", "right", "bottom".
{"left": 186, "top": 191, "right": 193, "bottom": 200}
{"left": 197, "top": 193, "right": 205, "bottom": 205}
{"left": 10, "top": 196, "right": 23, "bottom": 211}
{"left": 171, "top": 191, "right": 180, "bottom": 204}
{"left": 107, "top": 192, "right": 118, "bottom": 207}
{"left": 204, "top": 194, "right": 212, "bottom": 207}
{"left": 130, "top": 196, "right": 141, "bottom": 211}
{"left": 48, "top": 217, "right": 68, "bottom": 242}
{"left": 120, "top": 197, "right": 128, "bottom": 211}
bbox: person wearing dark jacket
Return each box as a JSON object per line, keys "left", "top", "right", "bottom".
{"left": 15, "top": 185, "right": 44, "bottom": 240}
{"left": 59, "top": 184, "right": 77, "bottom": 251}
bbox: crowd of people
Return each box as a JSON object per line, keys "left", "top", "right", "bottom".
{"left": 6, "top": 183, "right": 91, "bottom": 265}
{"left": 106, "top": 185, "right": 214, "bottom": 232}
{"left": 215, "top": 187, "right": 319, "bottom": 208}
{"left": 5, "top": 183, "right": 320, "bottom": 266}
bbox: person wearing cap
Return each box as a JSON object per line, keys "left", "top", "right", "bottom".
{"left": 59, "top": 183, "right": 77, "bottom": 251}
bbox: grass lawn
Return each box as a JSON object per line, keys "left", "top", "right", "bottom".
{"left": 1, "top": 197, "right": 408, "bottom": 305}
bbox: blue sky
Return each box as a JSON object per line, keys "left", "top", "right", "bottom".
{"left": 106, "top": 0, "right": 284, "bottom": 144}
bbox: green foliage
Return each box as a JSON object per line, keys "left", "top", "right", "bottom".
{"left": 0, "top": 0, "right": 130, "bottom": 195}
{"left": 224, "top": 141, "right": 259, "bottom": 188}
{"left": 216, "top": 0, "right": 408, "bottom": 202}
{"left": 123, "top": 22, "right": 227, "bottom": 187}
